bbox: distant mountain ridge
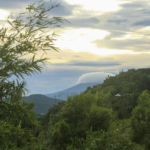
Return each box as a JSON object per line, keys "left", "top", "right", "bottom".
{"left": 23, "top": 94, "right": 63, "bottom": 114}
{"left": 45, "top": 82, "right": 101, "bottom": 100}
{"left": 23, "top": 83, "right": 101, "bottom": 114}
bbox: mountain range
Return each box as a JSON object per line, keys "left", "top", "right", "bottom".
{"left": 23, "top": 94, "right": 62, "bottom": 114}
{"left": 24, "top": 82, "right": 101, "bottom": 114}
{"left": 45, "top": 82, "right": 101, "bottom": 100}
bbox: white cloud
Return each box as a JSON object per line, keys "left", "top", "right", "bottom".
{"left": 55, "top": 28, "right": 120, "bottom": 55}
{"left": 76, "top": 72, "right": 114, "bottom": 84}
{"left": 54, "top": 28, "right": 141, "bottom": 56}
{"left": 111, "top": 34, "right": 145, "bottom": 41}
{"left": 0, "top": 9, "right": 9, "bottom": 20}
{"left": 64, "top": 0, "right": 129, "bottom": 12}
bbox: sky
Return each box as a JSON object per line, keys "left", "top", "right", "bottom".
{"left": 1, "top": 0, "right": 150, "bottom": 94}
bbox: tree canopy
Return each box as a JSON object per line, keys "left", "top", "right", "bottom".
{"left": 1, "top": 1, "right": 150, "bottom": 150}
{"left": 0, "top": 1, "right": 66, "bottom": 149}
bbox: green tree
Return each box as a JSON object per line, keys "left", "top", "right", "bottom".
{"left": 87, "top": 104, "right": 114, "bottom": 131}
{"left": 0, "top": 1, "right": 66, "bottom": 101}
{"left": 46, "top": 93, "right": 114, "bottom": 150}
{"left": 131, "top": 90, "right": 150, "bottom": 149}
{"left": 81, "top": 120, "right": 144, "bottom": 150}
{"left": 0, "top": 1, "right": 66, "bottom": 149}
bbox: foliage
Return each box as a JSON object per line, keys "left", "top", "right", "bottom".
{"left": 1, "top": 0, "right": 150, "bottom": 149}
{"left": 0, "top": 101, "right": 40, "bottom": 149}
{"left": 43, "top": 68, "right": 150, "bottom": 149}
{"left": 0, "top": 0, "right": 66, "bottom": 100}
{"left": 0, "top": 0, "right": 66, "bottom": 149}
{"left": 23, "top": 94, "right": 63, "bottom": 114}
{"left": 81, "top": 120, "right": 144, "bottom": 150}
{"left": 85, "top": 68, "right": 150, "bottom": 119}
{"left": 66, "top": 120, "right": 144, "bottom": 150}
{"left": 87, "top": 104, "right": 114, "bottom": 131}
{"left": 131, "top": 90, "right": 150, "bottom": 149}
{"left": 42, "top": 101, "right": 66, "bottom": 126}
{"left": 42, "top": 93, "right": 115, "bottom": 149}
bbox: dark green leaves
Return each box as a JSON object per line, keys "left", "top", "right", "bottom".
{"left": 0, "top": 1, "right": 67, "bottom": 149}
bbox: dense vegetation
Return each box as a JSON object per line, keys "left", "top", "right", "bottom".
{"left": 0, "top": 1, "right": 66, "bottom": 149}
{"left": 42, "top": 68, "right": 150, "bottom": 150}
{"left": 3, "top": 67, "right": 150, "bottom": 149}
{"left": 1, "top": 1, "right": 150, "bottom": 149}
{"left": 23, "top": 94, "right": 63, "bottom": 114}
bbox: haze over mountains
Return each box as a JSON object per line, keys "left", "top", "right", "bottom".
{"left": 45, "top": 82, "right": 101, "bottom": 100}
{"left": 23, "top": 94, "right": 62, "bottom": 114}
{"left": 23, "top": 82, "right": 101, "bottom": 114}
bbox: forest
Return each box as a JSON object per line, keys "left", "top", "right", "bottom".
{"left": 1, "top": 1, "right": 150, "bottom": 150}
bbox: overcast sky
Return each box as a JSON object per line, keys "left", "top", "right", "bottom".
{"left": 1, "top": 0, "right": 150, "bottom": 94}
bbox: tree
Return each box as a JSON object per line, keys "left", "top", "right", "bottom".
{"left": 0, "top": 1, "right": 67, "bottom": 149}
{"left": 0, "top": 0, "right": 67, "bottom": 101}
{"left": 131, "top": 90, "right": 150, "bottom": 149}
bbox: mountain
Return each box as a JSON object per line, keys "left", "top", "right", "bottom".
{"left": 44, "top": 68, "right": 150, "bottom": 149}
{"left": 45, "top": 82, "right": 101, "bottom": 100}
{"left": 85, "top": 68, "right": 150, "bottom": 95}
{"left": 84, "top": 68, "right": 150, "bottom": 119}
{"left": 23, "top": 94, "right": 63, "bottom": 114}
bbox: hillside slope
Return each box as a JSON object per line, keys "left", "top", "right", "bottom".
{"left": 23, "top": 94, "right": 63, "bottom": 114}
{"left": 85, "top": 68, "right": 150, "bottom": 95}
{"left": 43, "top": 68, "right": 150, "bottom": 149}
{"left": 46, "top": 82, "right": 101, "bottom": 100}
{"left": 84, "top": 68, "right": 150, "bottom": 118}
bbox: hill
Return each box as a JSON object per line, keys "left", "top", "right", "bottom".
{"left": 42, "top": 68, "right": 150, "bottom": 149}
{"left": 23, "top": 94, "right": 63, "bottom": 114}
{"left": 46, "top": 82, "right": 101, "bottom": 100}
{"left": 85, "top": 68, "right": 150, "bottom": 95}
{"left": 84, "top": 68, "right": 150, "bottom": 118}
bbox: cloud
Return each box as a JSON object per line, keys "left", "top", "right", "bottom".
{"left": 84, "top": 0, "right": 150, "bottom": 52}
{"left": 121, "top": 1, "right": 146, "bottom": 9}
{"left": 46, "top": 0, "right": 150, "bottom": 54}
{"left": 0, "top": 0, "right": 75, "bottom": 17}
{"left": 76, "top": 72, "right": 114, "bottom": 84}
{"left": 63, "top": 0, "right": 128, "bottom": 12}
{"left": 0, "top": 20, "right": 7, "bottom": 25}
{"left": 54, "top": 60, "right": 122, "bottom": 67}
{"left": 23, "top": 52, "right": 150, "bottom": 94}
{"left": 134, "top": 20, "right": 150, "bottom": 26}
{"left": 93, "top": 36, "right": 150, "bottom": 52}
{"left": 0, "top": 0, "right": 36, "bottom": 10}
{"left": 65, "top": 17, "right": 100, "bottom": 28}
{"left": 3, "top": 0, "right": 150, "bottom": 95}
{"left": 45, "top": 1, "right": 76, "bottom": 16}
{"left": 25, "top": 68, "right": 89, "bottom": 94}
{"left": 108, "top": 19, "right": 127, "bottom": 24}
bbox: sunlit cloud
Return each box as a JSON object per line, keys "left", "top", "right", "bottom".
{"left": 0, "top": 9, "right": 9, "bottom": 20}
{"left": 55, "top": 28, "right": 112, "bottom": 55}
{"left": 54, "top": 28, "right": 140, "bottom": 55}
{"left": 111, "top": 34, "right": 145, "bottom": 41}
{"left": 64, "top": 0, "right": 129, "bottom": 12}
{"left": 90, "top": 48, "right": 137, "bottom": 55}
{"left": 1, "top": 0, "right": 150, "bottom": 94}
{"left": 76, "top": 72, "right": 114, "bottom": 84}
